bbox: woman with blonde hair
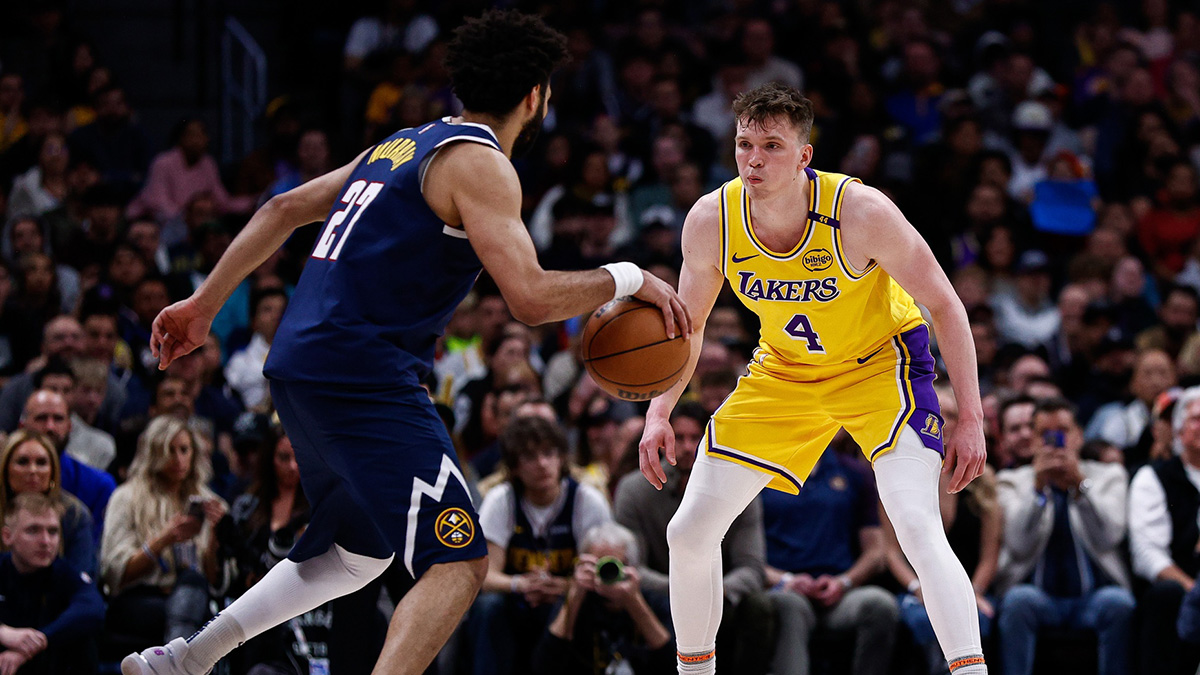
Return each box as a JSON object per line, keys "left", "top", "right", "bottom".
{"left": 100, "top": 415, "right": 227, "bottom": 646}
{"left": 0, "top": 428, "right": 95, "bottom": 575}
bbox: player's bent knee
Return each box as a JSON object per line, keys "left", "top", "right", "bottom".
{"left": 666, "top": 511, "right": 713, "bottom": 557}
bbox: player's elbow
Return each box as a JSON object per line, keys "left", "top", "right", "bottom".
{"left": 509, "top": 296, "right": 552, "bottom": 326}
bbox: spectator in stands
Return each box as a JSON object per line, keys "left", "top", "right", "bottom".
{"left": 260, "top": 128, "right": 332, "bottom": 203}
{"left": 885, "top": 387, "right": 1001, "bottom": 675}
{"left": 100, "top": 415, "right": 226, "bottom": 645}
{"left": 995, "top": 398, "right": 1134, "bottom": 675}
{"left": 994, "top": 250, "right": 1060, "bottom": 350}
{"left": 0, "top": 73, "right": 28, "bottom": 155}
{"left": 1129, "top": 386, "right": 1200, "bottom": 675}
{"left": 125, "top": 118, "right": 255, "bottom": 223}
{"left": 1086, "top": 349, "right": 1176, "bottom": 451}
{"left": 224, "top": 288, "right": 287, "bottom": 411}
{"left": 2, "top": 216, "right": 80, "bottom": 315}
{"left": 343, "top": 0, "right": 439, "bottom": 77}
{"left": 1136, "top": 285, "right": 1200, "bottom": 360}
{"left": 762, "top": 433, "right": 898, "bottom": 675}
{"left": 0, "top": 429, "right": 94, "bottom": 576}
{"left": 532, "top": 522, "right": 673, "bottom": 675}
{"left": 66, "top": 84, "right": 152, "bottom": 189}
{"left": 740, "top": 19, "right": 802, "bottom": 91}
{"left": 35, "top": 358, "right": 117, "bottom": 473}
{"left": 469, "top": 416, "right": 612, "bottom": 675}
{"left": 1139, "top": 160, "right": 1200, "bottom": 279}
{"left": 6, "top": 132, "right": 68, "bottom": 221}
{"left": 0, "top": 493, "right": 104, "bottom": 674}
{"left": 19, "top": 390, "right": 113, "bottom": 543}
{"left": 612, "top": 401, "right": 775, "bottom": 674}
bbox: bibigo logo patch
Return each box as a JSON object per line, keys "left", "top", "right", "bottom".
{"left": 802, "top": 248, "right": 834, "bottom": 272}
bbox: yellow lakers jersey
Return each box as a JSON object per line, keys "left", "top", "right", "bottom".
{"left": 720, "top": 168, "right": 923, "bottom": 368}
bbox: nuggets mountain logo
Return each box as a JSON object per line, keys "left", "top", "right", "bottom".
{"left": 802, "top": 248, "right": 834, "bottom": 272}
{"left": 435, "top": 508, "right": 475, "bottom": 548}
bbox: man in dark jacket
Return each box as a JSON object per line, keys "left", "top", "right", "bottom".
{"left": 0, "top": 493, "right": 105, "bottom": 674}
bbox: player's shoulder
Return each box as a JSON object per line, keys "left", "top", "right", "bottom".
{"left": 840, "top": 180, "right": 896, "bottom": 222}
{"left": 682, "top": 188, "right": 723, "bottom": 237}
{"left": 686, "top": 188, "right": 723, "bottom": 221}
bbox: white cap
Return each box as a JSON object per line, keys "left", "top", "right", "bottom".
{"left": 1012, "top": 101, "right": 1053, "bottom": 132}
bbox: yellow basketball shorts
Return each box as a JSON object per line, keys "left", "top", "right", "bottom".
{"left": 705, "top": 324, "right": 944, "bottom": 494}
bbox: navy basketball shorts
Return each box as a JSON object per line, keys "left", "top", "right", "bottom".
{"left": 270, "top": 379, "right": 486, "bottom": 578}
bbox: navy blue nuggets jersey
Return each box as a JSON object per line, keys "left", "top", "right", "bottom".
{"left": 265, "top": 119, "right": 501, "bottom": 387}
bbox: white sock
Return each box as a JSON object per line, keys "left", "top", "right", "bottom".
{"left": 875, "top": 429, "right": 985, "bottom": 673}
{"left": 182, "top": 544, "right": 392, "bottom": 674}
{"left": 667, "top": 452, "right": 770, "bottom": 665}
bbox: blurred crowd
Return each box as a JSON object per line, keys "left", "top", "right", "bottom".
{"left": 5, "top": 0, "right": 1200, "bottom": 674}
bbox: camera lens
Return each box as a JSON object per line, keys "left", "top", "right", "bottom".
{"left": 595, "top": 556, "right": 624, "bottom": 584}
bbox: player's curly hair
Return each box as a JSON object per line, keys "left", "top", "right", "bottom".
{"left": 732, "top": 82, "right": 815, "bottom": 143}
{"left": 445, "top": 9, "right": 569, "bottom": 118}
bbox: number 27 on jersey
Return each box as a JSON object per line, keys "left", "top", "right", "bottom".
{"left": 312, "top": 179, "right": 384, "bottom": 260}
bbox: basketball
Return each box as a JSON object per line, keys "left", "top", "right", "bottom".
{"left": 581, "top": 297, "right": 690, "bottom": 401}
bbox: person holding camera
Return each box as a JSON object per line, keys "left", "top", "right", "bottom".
{"left": 532, "top": 522, "right": 674, "bottom": 675}
{"left": 470, "top": 415, "right": 614, "bottom": 675}
{"left": 994, "top": 398, "right": 1134, "bottom": 675}
{"left": 100, "top": 415, "right": 227, "bottom": 649}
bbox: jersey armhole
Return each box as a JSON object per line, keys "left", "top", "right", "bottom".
{"left": 418, "top": 136, "right": 503, "bottom": 196}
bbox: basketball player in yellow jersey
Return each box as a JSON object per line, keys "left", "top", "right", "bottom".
{"left": 639, "top": 83, "right": 989, "bottom": 675}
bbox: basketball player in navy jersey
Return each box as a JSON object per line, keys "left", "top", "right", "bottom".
{"left": 122, "top": 11, "right": 690, "bottom": 675}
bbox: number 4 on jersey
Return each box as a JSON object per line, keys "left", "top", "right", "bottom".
{"left": 312, "top": 179, "right": 384, "bottom": 260}
{"left": 784, "top": 313, "right": 825, "bottom": 353}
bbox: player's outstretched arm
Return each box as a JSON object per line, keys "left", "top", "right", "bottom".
{"left": 839, "top": 182, "right": 985, "bottom": 494}
{"left": 431, "top": 142, "right": 690, "bottom": 336}
{"left": 151, "top": 149, "right": 370, "bottom": 369}
{"left": 637, "top": 192, "right": 725, "bottom": 489}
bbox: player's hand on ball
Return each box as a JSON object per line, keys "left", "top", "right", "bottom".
{"left": 943, "top": 416, "right": 986, "bottom": 494}
{"left": 638, "top": 416, "right": 676, "bottom": 490}
{"left": 633, "top": 270, "right": 692, "bottom": 340}
{"left": 151, "top": 297, "right": 214, "bottom": 370}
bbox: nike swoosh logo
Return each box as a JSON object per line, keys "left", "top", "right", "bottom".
{"left": 731, "top": 253, "right": 759, "bottom": 263}
{"left": 856, "top": 346, "right": 887, "bottom": 364}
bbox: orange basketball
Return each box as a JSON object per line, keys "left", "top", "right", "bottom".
{"left": 581, "top": 297, "right": 689, "bottom": 401}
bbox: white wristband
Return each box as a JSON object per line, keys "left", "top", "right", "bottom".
{"left": 601, "top": 262, "right": 644, "bottom": 300}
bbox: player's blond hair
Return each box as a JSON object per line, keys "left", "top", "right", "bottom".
{"left": 732, "top": 83, "right": 815, "bottom": 143}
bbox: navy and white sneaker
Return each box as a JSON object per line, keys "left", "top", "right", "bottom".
{"left": 121, "top": 637, "right": 202, "bottom": 675}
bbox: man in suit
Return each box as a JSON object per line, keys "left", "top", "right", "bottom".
{"left": 995, "top": 397, "right": 1134, "bottom": 675}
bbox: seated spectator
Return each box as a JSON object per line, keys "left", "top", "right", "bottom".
{"left": 532, "top": 522, "right": 673, "bottom": 675}
{"left": 762, "top": 434, "right": 898, "bottom": 675}
{"left": 1138, "top": 160, "right": 1200, "bottom": 279}
{"left": 225, "top": 288, "right": 287, "bottom": 411}
{"left": 65, "top": 358, "right": 117, "bottom": 471}
{"left": 19, "top": 389, "right": 113, "bottom": 543}
{"left": 992, "top": 250, "right": 1060, "bottom": 350}
{"left": 6, "top": 132, "right": 69, "bottom": 221}
{"left": 884, "top": 388, "right": 1001, "bottom": 674}
{"left": 468, "top": 416, "right": 613, "bottom": 675}
{"left": 1086, "top": 349, "right": 1176, "bottom": 451}
{"left": 0, "top": 430, "right": 95, "bottom": 576}
{"left": 0, "top": 315, "right": 125, "bottom": 434}
{"left": 66, "top": 84, "right": 153, "bottom": 189}
{"left": 0, "top": 493, "right": 104, "bottom": 674}
{"left": 1136, "top": 285, "right": 1200, "bottom": 361}
{"left": 612, "top": 402, "right": 774, "bottom": 674}
{"left": 100, "top": 416, "right": 227, "bottom": 646}
{"left": 125, "top": 118, "right": 255, "bottom": 223}
{"left": 1, "top": 216, "right": 80, "bottom": 314}
{"left": 1129, "top": 386, "right": 1200, "bottom": 675}
{"left": 995, "top": 398, "right": 1134, "bottom": 675}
